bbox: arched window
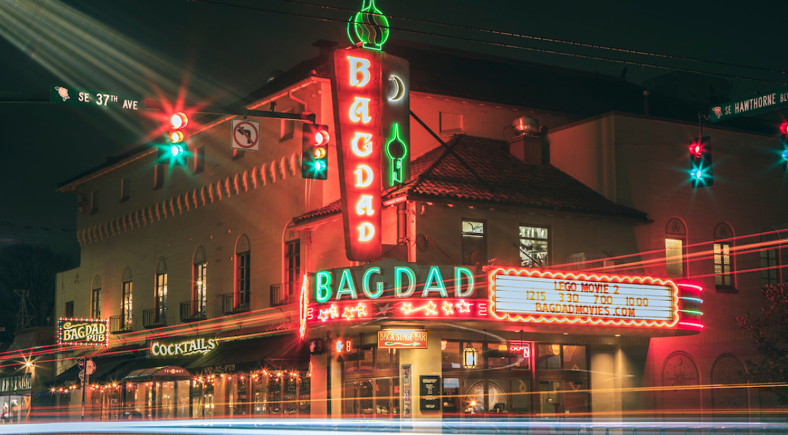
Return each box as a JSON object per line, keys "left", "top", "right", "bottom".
{"left": 193, "top": 246, "right": 207, "bottom": 316}
{"left": 760, "top": 229, "right": 781, "bottom": 287}
{"left": 122, "top": 266, "right": 133, "bottom": 326}
{"left": 155, "top": 257, "right": 168, "bottom": 323}
{"left": 91, "top": 275, "right": 102, "bottom": 318}
{"left": 235, "top": 235, "right": 251, "bottom": 308}
{"left": 714, "top": 223, "right": 735, "bottom": 290}
{"left": 665, "top": 218, "right": 688, "bottom": 278}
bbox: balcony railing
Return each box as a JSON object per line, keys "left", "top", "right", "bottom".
{"left": 222, "top": 293, "right": 249, "bottom": 314}
{"left": 142, "top": 308, "right": 167, "bottom": 328}
{"left": 270, "top": 281, "right": 299, "bottom": 307}
{"left": 180, "top": 300, "right": 207, "bottom": 322}
{"left": 109, "top": 314, "right": 133, "bottom": 334}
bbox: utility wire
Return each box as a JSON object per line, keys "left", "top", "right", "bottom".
{"left": 275, "top": 0, "right": 788, "bottom": 77}
{"left": 180, "top": 0, "right": 786, "bottom": 85}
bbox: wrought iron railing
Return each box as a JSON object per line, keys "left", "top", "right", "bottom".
{"left": 109, "top": 314, "right": 133, "bottom": 334}
{"left": 270, "top": 281, "right": 299, "bottom": 307}
{"left": 222, "top": 293, "right": 249, "bottom": 314}
{"left": 142, "top": 308, "right": 167, "bottom": 328}
{"left": 180, "top": 300, "right": 207, "bottom": 322}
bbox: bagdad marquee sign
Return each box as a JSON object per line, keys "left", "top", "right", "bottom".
{"left": 149, "top": 337, "right": 217, "bottom": 358}
{"left": 57, "top": 318, "right": 108, "bottom": 347}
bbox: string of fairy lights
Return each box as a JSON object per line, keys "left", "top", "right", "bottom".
{"left": 180, "top": 0, "right": 787, "bottom": 85}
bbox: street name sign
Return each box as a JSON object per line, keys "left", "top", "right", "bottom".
{"left": 709, "top": 86, "right": 788, "bottom": 123}
{"left": 50, "top": 84, "right": 145, "bottom": 110}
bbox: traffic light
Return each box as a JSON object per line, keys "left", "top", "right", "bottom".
{"left": 689, "top": 136, "right": 712, "bottom": 187}
{"left": 161, "top": 112, "right": 188, "bottom": 166}
{"left": 302, "top": 124, "right": 329, "bottom": 180}
{"left": 780, "top": 122, "right": 788, "bottom": 170}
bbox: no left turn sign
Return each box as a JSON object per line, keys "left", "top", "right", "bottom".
{"left": 232, "top": 118, "right": 260, "bottom": 152}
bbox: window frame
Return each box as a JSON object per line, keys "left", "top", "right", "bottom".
{"left": 713, "top": 223, "right": 736, "bottom": 292}
{"left": 156, "top": 272, "right": 168, "bottom": 322}
{"left": 760, "top": 230, "right": 781, "bottom": 288}
{"left": 519, "top": 224, "right": 551, "bottom": 268}
{"left": 285, "top": 240, "right": 300, "bottom": 296}
{"left": 91, "top": 287, "right": 101, "bottom": 318}
{"left": 236, "top": 251, "right": 251, "bottom": 307}
{"left": 122, "top": 280, "right": 133, "bottom": 325}
{"left": 461, "top": 219, "right": 487, "bottom": 266}
{"left": 194, "top": 262, "right": 207, "bottom": 313}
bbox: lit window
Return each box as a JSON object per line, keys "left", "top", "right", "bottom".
{"left": 665, "top": 238, "right": 684, "bottom": 278}
{"left": 462, "top": 220, "right": 486, "bottom": 266}
{"left": 156, "top": 272, "right": 168, "bottom": 321}
{"left": 122, "top": 266, "right": 133, "bottom": 326}
{"left": 665, "top": 218, "right": 687, "bottom": 278}
{"left": 761, "top": 248, "right": 778, "bottom": 287}
{"left": 713, "top": 223, "right": 735, "bottom": 289}
{"left": 519, "top": 226, "right": 549, "bottom": 267}
{"left": 195, "top": 263, "right": 207, "bottom": 313}
{"left": 91, "top": 275, "right": 101, "bottom": 318}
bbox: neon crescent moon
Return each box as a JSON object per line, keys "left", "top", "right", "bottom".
{"left": 389, "top": 75, "right": 405, "bottom": 101}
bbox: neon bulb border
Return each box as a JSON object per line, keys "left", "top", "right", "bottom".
{"left": 487, "top": 267, "right": 681, "bottom": 328}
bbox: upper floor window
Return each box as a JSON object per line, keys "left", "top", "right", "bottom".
{"left": 462, "top": 220, "right": 487, "bottom": 266}
{"left": 665, "top": 218, "right": 688, "bottom": 278}
{"left": 280, "top": 109, "right": 295, "bottom": 141}
{"left": 713, "top": 223, "right": 735, "bottom": 290}
{"left": 760, "top": 230, "right": 781, "bottom": 288}
{"left": 155, "top": 258, "right": 168, "bottom": 322}
{"left": 91, "top": 275, "right": 101, "bottom": 318}
{"left": 193, "top": 246, "right": 208, "bottom": 314}
{"left": 65, "top": 301, "right": 74, "bottom": 318}
{"left": 236, "top": 235, "right": 251, "bottom": 307}
{"left": 285, "top": 240, "right": 301, "bottom": 295}
{"left": 121, "top": 177, "right": 130, "bottom": 202}
{"left": 122, "top": 266, "right": 133, "bottom": 325}
{"left": 519, "top": 226, "right": 549, "bottom": 267}
{"left": 90, "top": 191, "right": 99, "bottom": 214}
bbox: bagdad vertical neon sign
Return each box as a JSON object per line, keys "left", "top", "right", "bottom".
{"left": 332, "top": 0, "right": 410, "bottom": 262}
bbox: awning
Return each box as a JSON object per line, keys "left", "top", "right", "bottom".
{"left": 123, "top": 366, "right": 191, "bottom": 382}
{"left": 186, "top": 333, "right": 306, "bottom": 374}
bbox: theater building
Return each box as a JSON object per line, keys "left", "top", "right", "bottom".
{"left": 48, "top": 18, "right": 786, "bottom": 421}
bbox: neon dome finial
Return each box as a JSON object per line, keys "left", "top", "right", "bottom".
{"left": 347, "top": 0, "right": 390, "bottom": 51}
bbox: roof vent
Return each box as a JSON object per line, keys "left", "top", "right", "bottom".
{"left": 512, "top": 115, "right": 539, "bottom": 136}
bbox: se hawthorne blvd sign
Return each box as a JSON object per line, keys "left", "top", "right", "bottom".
{"left": 709, "top": 85, "right": 788, "bottom": 123}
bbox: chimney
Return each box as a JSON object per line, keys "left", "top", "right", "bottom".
{"left": 312, "top": 39, "right": 338, "bottom": 57}
{"left": 509, "top": 116, "right": 549, "bottom": 165}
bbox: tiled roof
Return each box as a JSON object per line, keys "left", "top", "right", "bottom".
{"left": 293, "top": 135, "right": 647, "bottom": 225}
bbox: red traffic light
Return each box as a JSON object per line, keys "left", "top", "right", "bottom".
{"left": 780, "top": 122, "right": 788, "bottom": 135}
{"left": 689, "top": 143, "right": 703, "bottom": 157}
{"left": 171, "top": 112, "right": 188, "bottom": 129}
{"left": 315, "top": 130, "right": 330, "bottom": 146}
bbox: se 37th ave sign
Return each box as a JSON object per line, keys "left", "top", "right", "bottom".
{"left": 489, "top": 268, "right": 679, "bottom": 327}
{"left": 231, "top": 118, "right": 260, "bottom": 152}
{"left": 50, "top": 84, "right": 145, "bottom": 110}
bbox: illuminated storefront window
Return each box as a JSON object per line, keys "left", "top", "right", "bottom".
{"left": 519, "top": 226, "right": 549, "bottom": 267}
{"left": 462, "top": 220, "right": 486, "bottom": 266}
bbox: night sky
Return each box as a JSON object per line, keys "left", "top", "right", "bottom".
{"left": 1, "top": 0, "right": 786, "bottom": 258}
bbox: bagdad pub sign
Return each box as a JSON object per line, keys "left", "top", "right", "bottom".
{"left": 331, "top": 0, "right": 410, "bottom": 262}
{"left": 57, "top": 318, "right": 108, "bottom": 347}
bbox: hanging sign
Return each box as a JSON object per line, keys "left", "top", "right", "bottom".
{"left": 489, "top": 267, "right": 679, "bottom": 327}
{"left": 331, "top": 2, "right": 409, "bottom": 262}
{"left": 378, "top": 329, "right": 427, "bottom": 349}
{"left": 57, "top": 318, "right": 108, "bottom": 347}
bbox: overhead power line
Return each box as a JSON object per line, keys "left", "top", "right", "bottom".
{"left": 275, "top": 0, "right": 788, "bottom": 77}
{"left": 180, "top": 0, "right": 786, "bottom": 85}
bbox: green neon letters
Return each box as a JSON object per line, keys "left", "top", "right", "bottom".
{"left": 362, "top": 267, "right": 384, "bottom": 299}
{"left": 454, "top": 267, "right": 475, "bottom": 298}
{"left": 336, "top": 269, "right": 358, "bottom": 300}
{"left": 314, "top": 265, "right": 475, "bottom": 302}
{"left": 316, "top": 271, "right": 333, "bottom": 303}
{"left": 422, "top": 266, "right": 447, "bottom": 297}
{"left": 395, "top": 266, "right": 416, "bottom": 297}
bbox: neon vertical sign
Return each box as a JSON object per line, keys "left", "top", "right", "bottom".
{"left": 334, "top": 48, "right": 383, "bottom": 261}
